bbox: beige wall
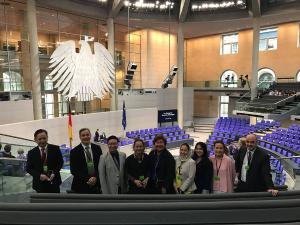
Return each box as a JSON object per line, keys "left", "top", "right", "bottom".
{"left": 194, "top": 94, "right": 219, "bottom": 118}
{"left": 259, "top": 23, "right": 300, "bottom": 77}
{"left": 186, "top": 22, "right": 300, "bottom": 82}
{"left": 141, "top": 29, "right": 177, "bottom": 88}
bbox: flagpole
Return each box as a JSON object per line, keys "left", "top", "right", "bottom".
{"left": 68, "top": 101, "right": 73, "bottom": 148}
{"left": 122, "top": 100, "right": 127, "bottom": 139}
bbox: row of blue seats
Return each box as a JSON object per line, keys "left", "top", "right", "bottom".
{"left": 128, "top": 130, "right": 186, "bottom": 139}
{"left": 259, "top": 141, "right": 300, "bottom": 166}
{"left": 211, "top": 132, "right": 237, "bottom": 139}
{"left": 270, "top": 158, "right": 286, "bottom": 186}
{"left": 271, "top": 139, "right": 300, "bottom": 150}
{"left": 126, "top": 126, "right": 181, "bottom": 136}
{"left": 265, "top": 133, "right": 300, "bottom": 141}
{"left": 271, "top": 130, "right": 300, "bottom": 139}
{"left": 260, "top": 136, "right": 300, "bottom": 152}
{"left": 218, "top": 117, "right": 250, "bottom": 122}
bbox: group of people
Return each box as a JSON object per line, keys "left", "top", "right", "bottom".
{"left": 0, "top": 144, "right": 26, "bottom": 159}
{"left": 26, "top": 128, "right": 278, "bottom": 196}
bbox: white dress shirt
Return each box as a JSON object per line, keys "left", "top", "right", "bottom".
{"left": 39, "top": 145, "right": 48, "bottom": 159}
{"left": 241, "top": 149, "right": 255, "bottom": 182}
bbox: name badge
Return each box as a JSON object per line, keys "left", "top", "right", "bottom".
{"left": 214, "top": 176, "right": 220, "bottom": 181}
{"left": 43, "top": 165, "right": 48, "bottom": 173}
{"left": 87, "top": 161, "right": 94, "bottom": 169}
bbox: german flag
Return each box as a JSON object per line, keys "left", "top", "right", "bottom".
{"left": 68, "top": 104, "right": 73, "bottom": 147}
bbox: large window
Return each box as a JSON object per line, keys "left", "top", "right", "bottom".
{"left": 221, "top": 33, "right": 238, "bottom": 55}
{"left": 44, "top": 93, "right": 54, "bottom": 119}
{"left": 219, "top": 70, "right": 238, "bottom": 117}
{"left": 2, "top": 71, "right": 24, "bottom": 91}
{"left": 0, "top": 2, "right": 27, "bottom": 92}
{"left": 259, "top": 28, "right": 278, "bottom": 51}
{"left": 258, "top": 68, "right": 276, "bottom": 89}
{"left": 297, "top": 70, "right": 300, "bottom": 82}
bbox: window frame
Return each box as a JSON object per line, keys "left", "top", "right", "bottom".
{"left": 220, "top": 33, "right": 239, "bottom": 55}
{"left": 259, "top": 27, "right": 278, "bottom": 51}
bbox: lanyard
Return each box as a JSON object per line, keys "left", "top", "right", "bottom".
{"left": 215, "top": 157, "right": 223, "bottom": 177}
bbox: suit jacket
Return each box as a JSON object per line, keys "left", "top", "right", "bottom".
{"left": 26, "top": 144, "right": 63, "bottom": 192}
{"left": 99, "top": 151, "right": 127, "bottom": 194}
{"left": 70, "top": 143, "right": 102, "bottom": 193}
{"left": 193, "top": 157, "right": 213, "bottom": 193}
{"left": 148, "top": 149, "right": 176, "bottom": 194}
{"left": 235, "top": 147, "right": 274, "bottom": 192}
{"left": 175, "top": 158, "right": 197, "bottom": 193}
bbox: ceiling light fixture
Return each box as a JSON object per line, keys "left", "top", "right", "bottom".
{"left": 124, "top": 0, "right": 174, "bottom": 10}
{"left": 191, "top": 0, "right": 246, "bottom": 11}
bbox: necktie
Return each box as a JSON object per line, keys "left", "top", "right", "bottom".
{"left": 85, "top": 146, "right": 92, "bottom": 162}
{"left": 247, "top": 151, "right": 252, "bottom": 166}
{"left": 85, "top": 146, "right": 95, "bottom": 176}
{"left": 41, "top": 147, "right": 46, "bottom": 164}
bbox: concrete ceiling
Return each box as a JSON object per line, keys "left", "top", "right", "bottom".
{"left": 34, "top": 0, "right": 300, "bottom": 38}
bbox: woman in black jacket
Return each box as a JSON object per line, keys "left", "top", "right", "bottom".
{"left": 192, "top": 142, "right": 213, "bottom": 194}
{"left": 125, "top": 139, "right": 150, "bottom": 194}
{"left": 148, "top": 135, "right": 176, "bottom": 194}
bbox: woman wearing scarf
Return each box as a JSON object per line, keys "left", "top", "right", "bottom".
{"left": 175, "top": 143, "right": 196, "bottom": 194}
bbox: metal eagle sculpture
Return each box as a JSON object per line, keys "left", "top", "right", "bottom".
{"left": 49, "top": 40, "right": 115, "bottom": 101}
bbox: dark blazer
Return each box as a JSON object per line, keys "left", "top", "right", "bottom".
{"left": 125, "top": 153, "right": 150, "bottom": 194}
{"left": 26, "top": 144, "right": 63, "bottom": 192}
{"left": 148, "top": 149, "right": 175, "bottom": 194}
{"left": 70, "top": 143, "right": 102, "bottom": 194}
{"left": 194, "top": 158, "right": 213, "bottom": 193}
{"left": 235, "top": 147, "right": 274, "bottom": 192}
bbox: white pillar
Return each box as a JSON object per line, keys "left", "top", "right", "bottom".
{"left": 251, "top": 18, "right": 260, "bottom": 100}
{"left": 27, "top": 0, "right": 42, "bottom": 119}
{"left": 107, "top": 17, "right": 116, "bottom": 111}
{"left": 177, "top": 23, "right": 184, "bottom": 128}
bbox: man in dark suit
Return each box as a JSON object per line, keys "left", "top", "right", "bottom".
{"left": 26, "top": 129, "right": 64, "bottom": 193}
{"left": 70, "top": 128, "right": 102, "bottom": 194}
{"left": 235, "top": 134, "right": 278, "bottom": 196}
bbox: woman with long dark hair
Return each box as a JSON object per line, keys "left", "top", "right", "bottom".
{"left": 192, "top": 142, "right": 213, "bottom": 194}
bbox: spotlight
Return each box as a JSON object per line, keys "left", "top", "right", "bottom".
{"left": 124, "top": 62, "right": 137, "bottom": 89}
{"left": 161, "top": 65, "right": 178, "bottom": 89}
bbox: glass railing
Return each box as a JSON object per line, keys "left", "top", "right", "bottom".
{"left": 0, "top": 134, "right": 36, "bottom": 156}
{"left": 184, "top": 80, "right": 252, "bottom": 88}
{"left": 0, "top": 158, "right": 32, "bottom": 196}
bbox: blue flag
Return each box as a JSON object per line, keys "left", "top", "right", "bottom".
{"left": 122, "top": 100, "right": 126, "bottom": 130}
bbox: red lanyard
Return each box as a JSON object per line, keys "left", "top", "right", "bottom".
{"left": 215, "top": 157, "right": 223, "bottom": 177}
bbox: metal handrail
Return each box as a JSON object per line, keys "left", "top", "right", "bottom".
{"left": 237, "top": 90, "right": 251, "bottom": 102}
{"left": 273, "top": 92, "right": 300, "bottom": 107}
{"left": 0, "top": 133, "right": 35, "bottom": 143}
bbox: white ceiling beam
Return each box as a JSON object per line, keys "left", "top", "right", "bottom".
{"left": 179, "top": 0, "right": 191, "bottom": 22}
{"left": 109, "top": 0, "right": 124, "bottom": 18}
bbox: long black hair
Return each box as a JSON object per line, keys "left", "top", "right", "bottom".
{"left": 192, "top": 142, "right": 208, "bottom": 160}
